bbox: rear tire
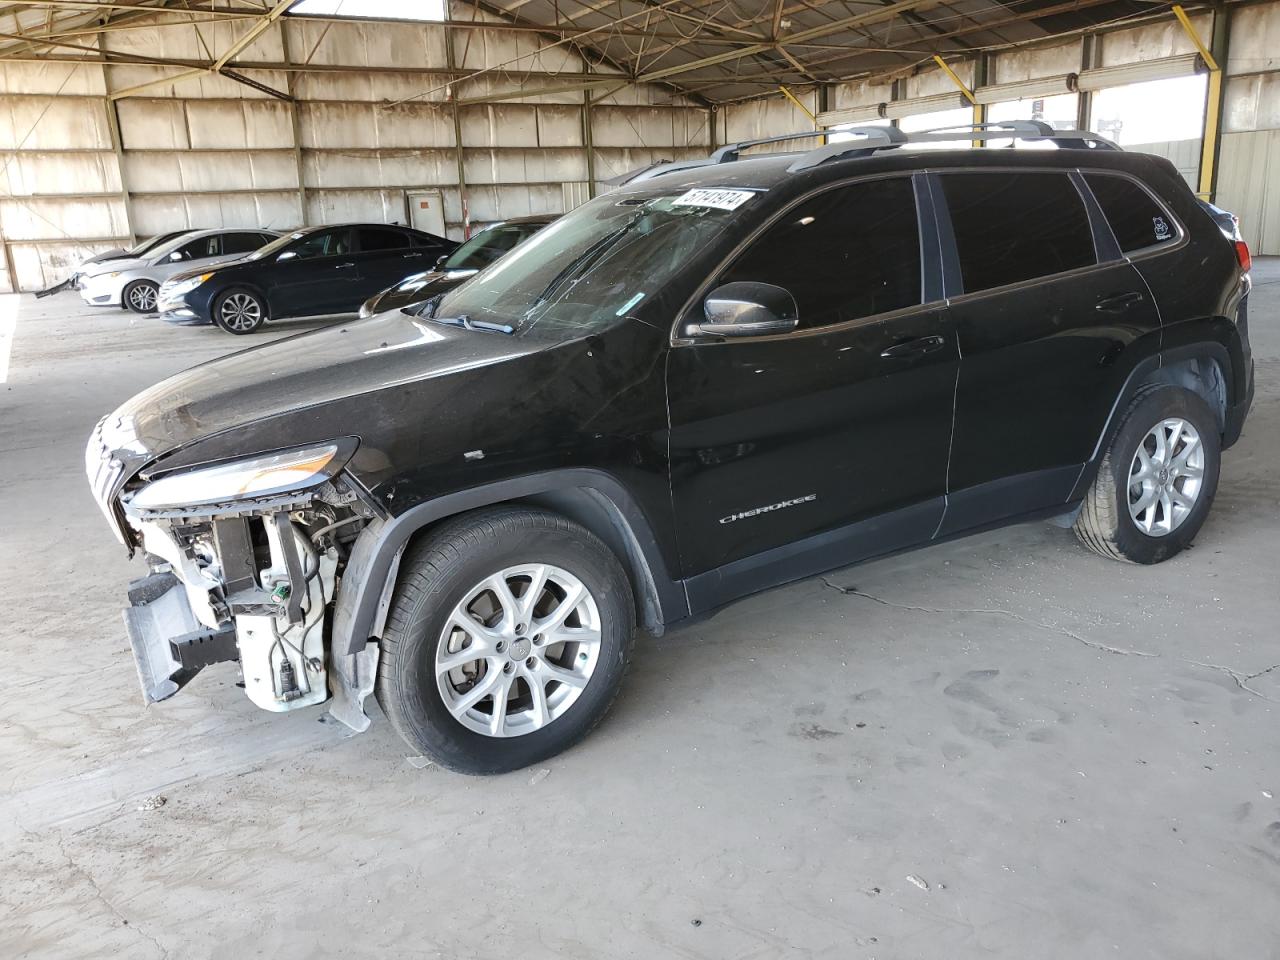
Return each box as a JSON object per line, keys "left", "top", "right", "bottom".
{"left": 377, "top": 507, "right": 636, "bottom": 774}
{"left": 213, "top": 287, "right": 267, "bottom": 334}
{"left": 123, "top": 280, "right": 158, "bottom": 314}
{"left": 1074, "top": 385, "right": 1220, "bottom": 564}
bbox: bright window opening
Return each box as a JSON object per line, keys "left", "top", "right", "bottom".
{"left": 289, "top": 0, "right": 446, "bottom": 20}
{"left": 898, "top": 107, "right": 977, "bottom": 149}
{"left": 826, "top": 117, "right": 891, "bottom": 144}
{"left": 1089, "top": 73, "right": 1206, "bottom": 187}
{"left": 986, "top": 93, "right": 1080, "bottom": 149}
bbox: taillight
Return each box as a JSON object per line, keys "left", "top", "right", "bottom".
{"left": 1235, "top": 239, "right": 1252, "bottom": 274}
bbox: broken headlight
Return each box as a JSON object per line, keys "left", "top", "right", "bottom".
{"left": 129, "top": 442, "right": 352, "bottom": 510}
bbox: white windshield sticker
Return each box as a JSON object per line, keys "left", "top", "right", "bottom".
{"left": 672, "top": 188, "right": 756, "bottom": 211}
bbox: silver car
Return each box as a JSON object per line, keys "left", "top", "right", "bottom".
{"left": 79, "top": 228, "right": 280, "bottom": 314}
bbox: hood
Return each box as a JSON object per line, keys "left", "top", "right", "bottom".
{"left": 82, "top": 255, "right": 147, "bottom": 278}
{"left": 80, "top": 248, "right": 128, "bottom": 268}
{"left": 98, "top": 310, "right": 541, "bottom": 469}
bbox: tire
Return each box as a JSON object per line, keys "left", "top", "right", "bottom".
{"left": 213, "top": 287, "right": 267, "bottom": 334}
{"left": 1074, "top": 385, "right": 1221, "bottom": 564}
{"left": 123, "top": 280, "right": 158, "bottom": 314}
{"left": 377, "top": 507, "right": 636, "bottom": 774}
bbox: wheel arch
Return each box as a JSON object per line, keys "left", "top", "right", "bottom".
{"left": 332, "top": 469, "right": 688, "bottom": 656}
{"left": 1070, "top": 342, "right": 1231, "bottom": 501}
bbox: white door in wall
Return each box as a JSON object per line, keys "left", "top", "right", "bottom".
{"left": 407, "top": 190, "right": 446, "bottom": 238}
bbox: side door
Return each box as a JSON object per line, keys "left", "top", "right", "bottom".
{"left": 666, "top": 174, "right": 959, "bottom": 609}
{"left": 266, "top": 227, "right": 358, "bottom": 317}
{"left": 353, "top": 226, "right": 423, "bottom": 301}
{"left": 934, "top": 169, "right": 1162, "bottom": 535}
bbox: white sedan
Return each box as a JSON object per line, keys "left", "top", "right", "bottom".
{"left": 79, "top": 228, "right": 280, "bottom": 314}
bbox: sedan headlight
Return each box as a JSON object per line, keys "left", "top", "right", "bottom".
{"left": 164, "top": 273, "right": 214, "bottom": 298}
{"left": 128, "top": 442, "right": 352, "bottom": 510}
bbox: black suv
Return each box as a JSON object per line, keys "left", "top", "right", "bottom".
{"left": 88, "top": 122, "right": 1254, "bottom": 774}
{"left": 158, "top": 223, "right": 456, "bottom": 333}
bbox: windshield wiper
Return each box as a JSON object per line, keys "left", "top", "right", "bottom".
{"left": 427, "top": 313, "right": 515, "bottom": 336}
{"left": 530, "top": 210, "right": 647, "bottom": 309}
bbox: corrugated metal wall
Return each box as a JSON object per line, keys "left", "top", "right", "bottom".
{"left": 0, "top": 7, "right": 711, "bottom": 292}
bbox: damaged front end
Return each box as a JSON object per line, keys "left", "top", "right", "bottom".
{"left": 88, "top": 427, "right": 383, "bottom": 731}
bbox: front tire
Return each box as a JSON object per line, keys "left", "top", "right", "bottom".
{"left": 1074, "top": 385, "right": 1221, "bottom": 564}
{"left": 123, "top": 280, "right": 158, "bottom": 314}
{"left": 377, "top": 507, "right": 636, "bottom": 774}
{"left": 213, "top": 288, "right": 267, "bottom": 334}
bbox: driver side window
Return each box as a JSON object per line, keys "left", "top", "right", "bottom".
{"left": 718, "top": 177, "right": 922, "bottom": 331}
{"left": 290, "top": 229, "right": 349, "bottom": 260}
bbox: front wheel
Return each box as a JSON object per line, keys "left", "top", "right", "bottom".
{"left": 213, "top": 288, "right": 267, "bottom": 334}
{"left": 123, "top": 280, "right": 158, "bottom": 314}
{"left": 1074, "top": 385, "right": 1221, "bottom": 564}
{"left": 377, "top": 507, "right": 636, "bottom": 774}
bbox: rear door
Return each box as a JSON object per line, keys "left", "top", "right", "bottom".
{"left": 935, "top": 169, "right": 1161, "bottom": 533}
{"left": 266, "top": 227, "right": 358, "bottom": 317}
{"left": 353, "top": 227, "right": 423, "bottom": 300}
{"left": 666, "top": 174, "right": 958, "bottom": 606}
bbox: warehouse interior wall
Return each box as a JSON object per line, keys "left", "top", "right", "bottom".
{"left": 0, "top": 3, "right": 710, "bottom": 292}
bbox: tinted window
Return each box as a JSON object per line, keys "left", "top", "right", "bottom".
{"left": 289, "top": 229, "right": 350, "bottom": 260}
{"left": 1085, "top": 174, "right": 1176, "bottom": 253}
{"left": 941, "top": 172, "right": 1096, "bottom": 294}
{"left": 444, "top": 223, "right": 543, "bottom": 270}
{"left": 221, "top": 232, "right": 269, "bottom": 255}
{"left": 359, "top": 228, "right": 410, "bottom": 252}
{"left": 719, "top": 177, "right": 921, "bottom": 330}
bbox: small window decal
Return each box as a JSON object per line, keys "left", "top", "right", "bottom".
{"left": 1153, "top": 216, "right": 1171, "bottom": 242}
{"left": 672, "top": 188, "right": 756, "bottom": 211}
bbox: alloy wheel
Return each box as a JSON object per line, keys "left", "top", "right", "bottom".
{"left": 1127, "top": 417, "right": 1204, "bottom": 536}
{"left": 435, "top": 563, "right": 602, "bottom": 738}
{"left": 128, "top": 283, "right": 157, "bottom": 312}
{"left": 219, "top": 293, "right": 262, "bottom": 331}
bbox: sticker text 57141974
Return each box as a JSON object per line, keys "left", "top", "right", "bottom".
{"left": 672, "top": 188, "right": 757, "bottom": 212}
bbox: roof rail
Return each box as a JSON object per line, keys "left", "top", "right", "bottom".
{"left": 709, "top": 130, "right": 833, "bottom": 163}
{"left": 611, "top": 121, "right": 1119, "bottom": 186}
{"left": 787, "top": 125, "right": 908, "bottom": 172}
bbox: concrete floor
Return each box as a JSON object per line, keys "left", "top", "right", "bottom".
{"left": 1, "top": 265, "right": 1277, "bottom": 960}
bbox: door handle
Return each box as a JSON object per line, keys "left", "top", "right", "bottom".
{"left": 334, "top": 261, "right": 355, "bottom": 270}
{"left": 1095, "top": 291, "right": 1144, "bottom": 312}
{"left": 401, "top": 252, "right": 422, "bottom": 258}
{"left": 880, "top": 335, "right": 946, "bottom": 359}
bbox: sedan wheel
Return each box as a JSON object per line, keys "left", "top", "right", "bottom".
{"left": 214, "top": 289, "right": 266, "bottom": 334}
{"left": 124, "top": 281, "right": 158, "bottom": 314}
{"left": 1126, "top": 417, "right": 1205, "bottom": 536}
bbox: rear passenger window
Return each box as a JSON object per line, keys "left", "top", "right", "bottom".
{"left": 1085, "top": 174, "right": 1176, "bottom": 253}
{"left": 720, "top": 177, "right": 921, "bottom": 330}
{"left": 359, "top": 228, "right": 410, "bottom": 252}
{"left": 221, "top": 232, "right": 268, "bottom": 255}
{"left": 941, "top": 172, "right": 1096, "bottom": 294}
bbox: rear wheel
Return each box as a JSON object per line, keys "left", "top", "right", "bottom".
{"left": 1074, "top": 385, "right": 1220, "bottom": 564}
{"left": 213, "top": 288, "right": 266, "bottom": 334}
{"left": 123, "top": 280, "right": 158, "bottom": 314}
{"left": 377, "top": 507, "right": 636, "bottom": 774}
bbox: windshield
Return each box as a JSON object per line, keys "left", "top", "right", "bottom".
{"left": 429, "top": 189, "right": 751, "bottom": 337}
{"left": 443, "top": 222, "right": 546, "bottom": 271}
{"left": 247, "top": 230, "right": 307, "bottom": 260}
{"left": 129, "top": 231, "right": 184, "bottom": 256}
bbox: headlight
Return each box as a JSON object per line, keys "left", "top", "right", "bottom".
{"left": 165, "top": 273, "right": 214, "bottom": 297}
{"left": 128, "top": 442, "right": 352, "bottom": 510}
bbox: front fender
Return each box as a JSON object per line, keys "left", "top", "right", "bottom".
{"left": 331, "top": 468, "right": 689, "bottom": 655}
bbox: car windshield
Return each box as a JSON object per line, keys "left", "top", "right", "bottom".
{"left": 246, "top": 230, "right": 308, "bottom": 260}
{"left": 442, "top": 222, "right": 545, "bottom": 271}
{"left": 428, "top": 189, "right": 751, "bottom": 337}
{"left": 129, "top": 232, "right": 183, "bottom": 256}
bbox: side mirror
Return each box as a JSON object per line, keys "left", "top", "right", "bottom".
{"left": 277, "top": 250, "right": 297, "bottom": 262}
{"left": 691, "top": 281, "right": 798, "bottom": 338}
{"left": 168, "top": 251, "right": 184, "bottom": 262}
{"left": 434, "top": 254, "right": 447, "bottom": 268}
